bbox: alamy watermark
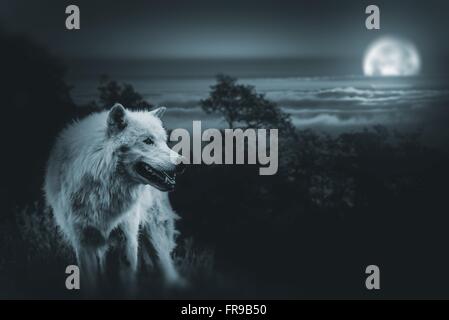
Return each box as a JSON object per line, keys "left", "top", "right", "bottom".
{"left": 365, "top": 265, "right": 380, "bottom": 290}
{"left": 65, "top": 4, "right": 380, "bottom": 31}
{"left": 169, "top": 121, "right": 278, "bottom": 176}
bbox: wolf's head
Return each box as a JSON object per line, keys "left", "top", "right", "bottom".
{"left": 107, "top": 104, "right": 184, "bottom": 192}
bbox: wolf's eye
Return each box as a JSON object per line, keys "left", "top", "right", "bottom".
{"left": 143, "top": 137, "right": 154, "bottom": 145}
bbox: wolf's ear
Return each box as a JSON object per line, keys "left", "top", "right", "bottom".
{"left": 107, "top": 103, "right": 127, "bottom": 134}
{"left": 150, "top": 106, "right": 166, "bottom": 119}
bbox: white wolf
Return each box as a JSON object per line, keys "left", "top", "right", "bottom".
{"left": 44, "top": 104, "right": 184, "bottom": 291}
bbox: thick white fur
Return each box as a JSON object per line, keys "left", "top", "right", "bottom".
{"left": 44, "top": 105, "right": 183, "bottom": 292}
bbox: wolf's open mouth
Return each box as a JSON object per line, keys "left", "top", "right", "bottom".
{"left": 135, "top": 162, "right": 176, "bottom": 191}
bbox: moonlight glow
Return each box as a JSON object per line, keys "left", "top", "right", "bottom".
{"left": 363, "top": 37, "right": 421, "bottom": 76}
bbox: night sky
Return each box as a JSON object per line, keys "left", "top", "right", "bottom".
{"left": 1, "top": 0, "right": 449, "bottom": 70}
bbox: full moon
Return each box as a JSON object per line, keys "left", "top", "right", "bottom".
{"left": 363, "top": 37, "right": 421, "bottom": 76}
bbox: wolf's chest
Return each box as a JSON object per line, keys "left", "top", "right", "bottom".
{"left": 70, "top": 175, "right": 139, "bottom": 223}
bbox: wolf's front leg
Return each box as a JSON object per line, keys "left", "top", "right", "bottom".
{"left": 120, "top": 221, "right": 139, "bottom": 292}
{"left": 76, "top": 246, "right": 100, "bottom": 292}
{"left": 75, "top": 226, "right": 108, "bottom": 293}
{"left": 145, "top": 216, "right": 183, "bottom": 287}
{"left": 107, "top": 220, "right": 139, "bottom": 295}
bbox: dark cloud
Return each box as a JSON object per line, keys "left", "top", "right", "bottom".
{"left": 1, "top": 0, "right": 448, "bottom": 73}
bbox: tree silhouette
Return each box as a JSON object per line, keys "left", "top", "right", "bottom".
{"left": 201, "top": 74, "right": 294, "bottom": 133}
{"left": 0, "top": 29, "right": 76, "bottom": 212}
{"left": 88, "top": 75, "right": 153, "bottom": 110}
